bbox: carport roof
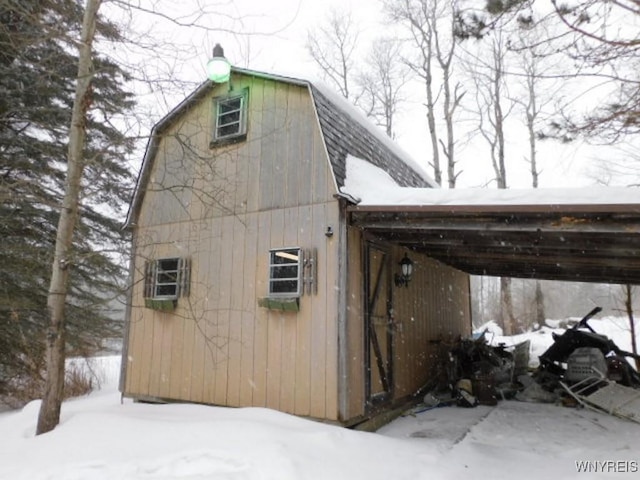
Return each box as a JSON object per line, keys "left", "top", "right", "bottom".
{"left": 342, "top": 155, "right": 640, "bottom": 285}
{"left": 348, "top": 201, "right": 640, "bottom": 285}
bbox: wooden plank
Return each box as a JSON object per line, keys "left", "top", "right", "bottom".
{"left": 246, "top": 78, "right": 264, "bottom": 214}
{"left": 294, "top": 205, "right": 313, "bottom": 416}
{"left": 124, "top": 306, "right": 144, "bottom": 395}
{"left": 324, "top": 203, "right": 340, "bottom": 420}
{"left": 297, "top": 87, "right": 313, "bottom": 207}
{"left": 252, "top": 211, "right": 271, "bottom": 406}
{"left": 239, "top": 213, "right": 258, "bottom": 406}
{"left": 147, "top": 310, "right": 163, "bottom": 397}
{"left": 285, "top": 86, "right": 301, "bottom": 208}
{"left": 309, "top": 203, "right": 327, "bottom": 419}
{"left": 311, "top": 115, "right": 329, "bottom": 204}
{"left": 179, "top": 298, "right": 196, "bottom": 400}
{"left": 271, "top": 83, "right": 288, "bottom": 209}
{"left": 213, "top": 214, "right": 234, "bottom": 405}
{"left": 226, "top": 216, "right": 246, "bottom": 406}
{"left": 137, "top": 249, "right": 157, "bottom": 397}
{"left": 278, "top": 207, "right": 299, "bottom": 413}
{"left": 258, "top": 80, "right": 276, "bottom": 210}
{"left": 346, "top": 227, "right": 365, "bottom": 420}
{"left": 124, "top": 256, "right": 146, "bottom": 394}
{"left": 195, "top": 220, "right": 222, "bottom": 404}
{"left": 157, "top": 315, "right": 173, "bottom": 399}
{"left": 266, "top": 208, "right": 285, "bottom": 410}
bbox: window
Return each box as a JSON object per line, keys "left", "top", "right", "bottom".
{"left": 212, "top": 89, "right": 248, "bottom": 144}
{"left": 144, "top": 257, "right": 191, "bottom": 300}
{"left": 268, "top": 248, "right": 302, "bottom": 297}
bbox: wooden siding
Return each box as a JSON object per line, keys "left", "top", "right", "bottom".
{"left": 125, "top": 74, "right": 341, "bottom": 421}
{"left": 343, "top": 227, "right": 471, "bottom": 421}
{"left": 391, "top": 244, "right": 471, "bottom": 399}
{"left": 345, "top": 226, "right": 365, "bottom": 420}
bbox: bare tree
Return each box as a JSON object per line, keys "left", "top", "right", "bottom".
{"left": 510, "top": 14, "right": 567, "bottom": 326}
{"left": 551, "top": 0, "right": 640, "bottom": 140}
{"left": 465, "top": 28, "right": 518, "bottom": 333}
{"left": 37, "top": 0, "right": 103, "bottom": 435}
{"left": 358, "top": 38, "right": 410, "bottom": 138}
{"left": 384, "top": 0, "right": 464, "bottom": 187}
{"left": 306, "top": 8, "right": 360, "bottom": 101}
{"left": 622, "top": 285, "right": 639, "bottom": 371}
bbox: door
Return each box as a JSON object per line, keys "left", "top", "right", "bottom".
{"left": 364, "top": 241, "right": 394, "bottom": 409}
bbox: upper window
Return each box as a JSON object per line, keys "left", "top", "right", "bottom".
{"left": 212, "top": 89, "right": 248, "bottom": 144}
{"left": 268, "top": 248, "right": 302, "bottom": 297}
{"left": 144, "top": 257, "right": 191, "bottom": 300}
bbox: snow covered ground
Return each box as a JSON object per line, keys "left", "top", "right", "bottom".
{"left": 1, "top": 318, "right": 639, "bottom": 480}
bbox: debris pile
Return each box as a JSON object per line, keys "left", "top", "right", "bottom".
{"left": 420, "top": 307, "right": 640, "bottom": 423}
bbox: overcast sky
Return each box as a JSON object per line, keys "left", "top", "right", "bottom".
{"left": 113, "top": 0, "right": 631, "bottom": 190}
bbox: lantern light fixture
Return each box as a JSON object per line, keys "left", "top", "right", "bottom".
{"left": 394, "top": 253, "right": 414, "bottom": 288}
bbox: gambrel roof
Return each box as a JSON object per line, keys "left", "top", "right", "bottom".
{"left": 126, "top": 67, "right": 435, "bottom": 227}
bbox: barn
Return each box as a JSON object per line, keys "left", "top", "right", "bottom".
{"left": 119, "top": 66, "right": 471, "bottom": 426}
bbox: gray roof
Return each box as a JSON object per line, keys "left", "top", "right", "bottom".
{"left": 126, "top": 67, "right": 434, "bottom": 227}
{"left": 310, "top": 85, "right": 432, "bottom": 189}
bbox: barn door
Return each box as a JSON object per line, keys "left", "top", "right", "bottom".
{"left": 364, "top": 242, "right": 394, "bottom": 409}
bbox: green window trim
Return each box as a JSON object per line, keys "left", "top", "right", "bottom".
{"left": 144, "top": 298, "right": 177, "bottom": 311}
{"left": 258, "top": 297, "right": 300, "bottom": 312}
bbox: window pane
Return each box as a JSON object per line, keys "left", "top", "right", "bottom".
{"left": 272, "top": 265, "right": 298, "bottom": 279}
{"left": 158, "top": 258, "right": 179, "bottom": 271}
{"left": 155, "top": 258, "right": 180, "bottom": 298}
{"left": 156, "top": 284, "right": 178, "bottom": 297}
{"left": 270, "top": 280, "right": 298, "bottom": 294}
{"left": 271, "top": 249, "right": 299, "bottom": 265}
{"left": 157, "top": 271, "right": 178, "bottom": 283}
{"left": 219, "top": 97, "right": 241, "bottom": 113}
{"left": 216, "top": 97, "right": 244, "bottom": 138}
{"left": 269, "top": 248, "right": 301, "bottom": 296}
{"left": 218, "top": 123, "right": 240, "bottom": 137}
{"left": 219, "top": 110, "right": 240, "bottom": 127}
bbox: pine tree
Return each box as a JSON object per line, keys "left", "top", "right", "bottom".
{"left": 0, "top": 0, "right": 134, "bottom": 406}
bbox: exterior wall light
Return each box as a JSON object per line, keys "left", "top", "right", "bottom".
{"left": 394, "top": 253, "right": 414, "bottom": 288}
{"left": 206, "top": 43, "right": 231, "bottom": 83}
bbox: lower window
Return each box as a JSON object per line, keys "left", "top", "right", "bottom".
{"left": 144, "top": 257, "right": 191, "bottom": 301}
{"left": 268, "top": 248, "right": 302, "bottom": 297}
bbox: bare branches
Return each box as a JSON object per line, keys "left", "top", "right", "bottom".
{"left": 383, "top": 0, "right": 464, "bottom": 187}
{"left": 358, "top": 38, "right": 409, "bottom": 138}
{"left": 306, "top": 8, "right": 360, "bottom": 100}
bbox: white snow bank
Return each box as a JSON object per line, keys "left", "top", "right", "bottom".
{"left": 476, "top": 315, "right": 640, "bottom": 368}
{"left": 2, "top": 317, "right": 639, "bottom": 480}
{"left": 341, "top": 155, "right": 640, "bottom": 206}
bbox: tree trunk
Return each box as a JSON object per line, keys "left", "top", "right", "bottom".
{"left": 500, "top": 277, "right": 515, "bottom": 336}
{"left": 424, "top": 57, "right": 441, "bottom": 185}
{"left": 624, "top": 284, "right": 639, "bottom": 371}
{"left": 36, "top": 0, "right": 102, "bottom": 435}
{"left": 534, "top": 280, "right": 545, "bottom": 326}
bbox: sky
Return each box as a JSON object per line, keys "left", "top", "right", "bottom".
{"left": 2, "top": 317, "right": 639, "bottom": 479}
{"left": 106, "top": 0, "right": 637, "bottom": 190}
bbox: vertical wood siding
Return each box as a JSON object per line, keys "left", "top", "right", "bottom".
{"left": 343, "top": 229, "right": 471, "bottom": 421}
{"left": 125, "top": 75, "right": 341, "bottom": 421}
{"left": 391, "top": 245, "right": 471, "bottom": 399}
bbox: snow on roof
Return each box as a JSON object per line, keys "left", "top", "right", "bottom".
{"left": 341, "top": 155, "right": 640, "bottom": 206}
{"left": 309, "top": 82, "right": 436, "bottom": 187}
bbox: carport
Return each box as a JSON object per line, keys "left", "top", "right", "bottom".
{"left": 347, "top": 201, "right": 640, "bottom": 285}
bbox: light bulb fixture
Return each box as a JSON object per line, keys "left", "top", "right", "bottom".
{"left": 394, "top": 253, "right": 414, "bottom": 288}
{"left": 206, "top": 43, "right": 231, "bottom": 83}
